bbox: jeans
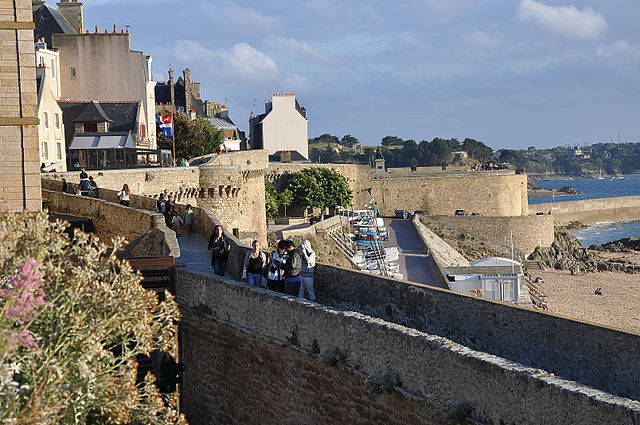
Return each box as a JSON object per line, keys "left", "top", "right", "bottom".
{"left": 285, "top": 277, "right": 301, "bottom": 296}
{"left": 248, "top": 273, "right": 262, "bottom": 287}
{"left": 213, "top": 259, "right": 227, "bottom": 277}
{"left": 298, "top": 274, "right": 316, "bottom": 301}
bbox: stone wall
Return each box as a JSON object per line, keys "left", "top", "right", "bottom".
{"left": 0, "top": 0, "right": 41, "bottom": 211}
{"left": 313, "top": 264, "right": 640, "bottom": 401}
{"left": 279, "top": 215, "right": 342, "bottom": 239}
{"left": 420, "top": 214, "right": 555, "bottom": 255}
{"left": 176, "top": 269, "right": 640, "bottom": 425}
{"left": 530, "top": 196, "right": 640, "bottom": 226}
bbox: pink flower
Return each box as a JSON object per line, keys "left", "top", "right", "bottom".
{"left": 2, "top": 259, "right": 47, "bottom": 326}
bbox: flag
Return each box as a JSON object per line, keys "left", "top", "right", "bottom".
{"left": 157, "top": 114, "right": 173, "bottom": 137}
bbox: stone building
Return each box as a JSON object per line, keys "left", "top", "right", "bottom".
{"left": 249, "top": 93, "right": 309, "bottom": 161}
{"left": 155, "top": 68, "right": 203, "bottom": 116}
{"left": 0, "top": 0, "right": 41, "bottom": 211}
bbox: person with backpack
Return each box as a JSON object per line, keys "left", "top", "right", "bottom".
{"left": 208, "top": 225, "right": 231, "bottom": 277}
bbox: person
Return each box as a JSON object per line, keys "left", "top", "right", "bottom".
{"left": 540, "top": 296, "right": 548, "bottom": 311}
{"left": 165, "top": 195, "right": 176, "bottom": 227}
{"left": 61, "top": 178, "right": 67, "bottom": 194}
{"left": 80, "top": 168, "right": 88, "bottom": 180}
{"left": 242, "top": 240, "right": 268, "bottom": 287}
{"left": 87, "top": 176, "right": 98, "bottom": 198}
{"left": 217, "top": 145, "right": 223, "bottom": 155}
{"left": 183, "top": 204, "right": 195, "bottom": 236}
{"left": 79, "top": 172, "right": 90, "bottom": 196}
{"left": 40, "top": 163, "right": 46, "bottom": 172}
{"left": 156, "top": 193, "right": 166, "bottom": 214}
{"left": 117, "top": 184, "right": 131, "bottom": 206}
{"left": 281, "top": 240, "right": 302, "bottom": 296}
{"left": 208, "top": 225, "right": 230, "bottom": 277}
{"left": 298, "top": 240, "right": 316, "bottom": 301}
{"left": 180, "top": 158, "right": 188, "bottom": 167}
{"left": 171, "top": 211, "right": 183, "bottom": 237}
{"left": 266, "top": 241, "right": 287, "bottom": 293}
{"left": 594, "top": 287, "right": 603, "bottom": 295}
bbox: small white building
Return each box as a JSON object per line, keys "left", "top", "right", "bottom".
{"left": 249, "top": 93, "right": 308, "bottom": 161}
{"left": 445, "top": 257, "right": 528, "bottom": 303}
{"left": 205, "top": 117, "right": 244, "bottom": 151}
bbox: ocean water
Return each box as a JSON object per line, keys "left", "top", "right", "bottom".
{"left": 530, "top": 176, "right": 640, "bottom": 247}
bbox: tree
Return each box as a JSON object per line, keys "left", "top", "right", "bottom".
{"left": 381, "top": 136, "right": 404, "bottom": 146}
{"left": 0, "top": 210, "right": 184, "bottom": 425}
{"left": 462, "top": 138, "right": 493, "bottom": 162}
{"left": 196, "top": 116, "right": 225, "bottom": 155}
{"left": 309, "top": 134, "right": 340, "bottom": 145}
{"left": 264, "top": 180, "right": 279, "bottom": 220}
{"left": 157, "top": 111, "right": 224, "bottom": 160}
{"left": 341, "top": 134, "right": 359, "bottom": 146}
{"left": 285, "top": 168, "right": 352, "bottom": 213}
{"left": 499, "top": 149, "right": 519, "bottom": 164}
{"left": 279, "top": 189, "right": 293, "bottom": 217}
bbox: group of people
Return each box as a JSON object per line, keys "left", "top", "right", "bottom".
{"left": 155, "top": 189, "right": 194, "bottom": 237}
{"left": 208, "top": 225, "right": 316, "bottom": 301}
{"left": 60, "top": 168, "right": 99, "bottom": 197}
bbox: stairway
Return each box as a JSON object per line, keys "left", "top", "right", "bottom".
{"left": 523, "top": 260, "right": 545, "bottom": 271}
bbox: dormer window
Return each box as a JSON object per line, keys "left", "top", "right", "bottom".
{"left": 84, "top": 123, "right": 97, "bottom": 133}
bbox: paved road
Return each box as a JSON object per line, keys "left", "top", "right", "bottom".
{"left": 385, "top": 218, "right": 444, "bottom": 286}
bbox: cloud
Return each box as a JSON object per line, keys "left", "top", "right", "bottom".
{"left": 173, "top": 41, "right": 279, "bottom": 85}
{"left": 597, "top": 40, "right": 640, "bottom": 65}
{"left": 517, "top": 0, "right": 607, "bottom": 39}
{"left": 202, "top": 2, "right": 280, "bottom": 34}
{"left": 462, "top": 30, "right": 500, "bottom": 50}
{"left": 280, "top": 73, "right": 311, "bottom": 91}
{"left": 265, "top": 37, "right": 330, "bottom": 62}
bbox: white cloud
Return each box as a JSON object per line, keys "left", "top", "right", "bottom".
{"left": 265, "top": 37, "right": 329, "bottom": 62}
{"left": 173, "top": 41, "right": 279, "bottom": 85}
{"left": 597, "top": 40, "right": 640, "bottom": 65}
{"left": 517, "top": 0, "right": 607, "bottom": 39}
{"left": 202, "top": 2, "right": 280, "bottom": 34}
{"left": 463, "top": 30, "right": 499, "bottom": 49}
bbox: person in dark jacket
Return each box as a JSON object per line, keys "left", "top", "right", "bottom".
{"left": 61, "top": 178, "right": 67, "bottom": 193}
{"left": 88, "top": 176, "right": 99, "bottom": 198}
{"left": 266, "top": 240, "right": 287, "bottom": 293}
{"left": 156, "top": 193, "right": 166, "bottom": 214}
{"left": 281, "top": 239, "right": 302, "bottom": 296}
{"left": 79, "top": 175, "right": 90, "bottom": 196}
{"left": 208, "top": 225, "right": 231, "bottom": 277}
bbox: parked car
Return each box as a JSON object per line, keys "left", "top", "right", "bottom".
{"left": 395, "top": 209, "right": 410, "bottom": 219}
{"left": 454, "top": 210, "right": 466, "bottom": 216}
{"left": 535, "top": 212, "right": 545, "bottom": 216}
{"left": 471, "top": 212, "right": 481, "bottom": 216}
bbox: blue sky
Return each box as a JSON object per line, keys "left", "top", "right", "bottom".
{"left": 84, "top": 0, "right": 640, "bottom": 150}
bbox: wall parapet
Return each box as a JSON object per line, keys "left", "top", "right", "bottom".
{"left": 176, "top": 269, "right": 640, "bottom": 425}
{"left": 530, "top": 195, "right": 640, "bottom": 226}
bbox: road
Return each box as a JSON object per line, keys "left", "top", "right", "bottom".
{"left": 385, "top": 218, "right": 445, "bottom": 287}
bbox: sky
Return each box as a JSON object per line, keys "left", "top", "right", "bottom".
{"left": 83, "top": 0, "right": 640, "bottom": 150}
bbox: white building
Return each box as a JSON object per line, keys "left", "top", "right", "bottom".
{"left": 36, "top": 40, "right": 67, "bottom": 171}
{"left": 249, "top": 93, "right": 308, "bottom": 161}
{"left": 205, "top": 117, "right": 244, "bottom": 151}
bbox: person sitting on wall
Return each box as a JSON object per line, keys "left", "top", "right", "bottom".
{"left": 88, "top": 176, "right": 99, "bottom": 198}
{"left": 61, "top": 178, "right": 67, "bottom": 194}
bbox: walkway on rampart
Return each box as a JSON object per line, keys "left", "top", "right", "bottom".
{"left": 385, "top": 219, "right": 442, "bottom": 286}
{"left": 176, "top": 233, "right": 212, "bottom": 275}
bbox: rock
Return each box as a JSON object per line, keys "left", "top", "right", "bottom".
{"left": 559, "top": 186, "right": 581, "bottom": 195}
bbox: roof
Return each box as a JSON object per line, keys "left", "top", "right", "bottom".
{"left": 58, "top": 101, "right": 139, "bottom": 145}
{"left": 269, "top": 150, "right": 309, "bottom": 163}
{"left": 72, "top": 101, "right": 114, "bottom": 123}
{"left": 471, "top": 257, "right": 522, "bottom": 268}
{"left": 68, "top": 133, "right": 135, "bottom": 150}
{"left": 155, "top": 82, "right": 172, "bottom": 104}
{"left": 33, "top": 4, "right": 76, "bottom": 47}
{"left": 205, "top": 117, "right": 236, "bottom": 130}
{"left": 445, "top": 266, "right": 524, "bottom": 276}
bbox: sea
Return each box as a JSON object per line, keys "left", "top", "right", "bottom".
{"left": 530, "top": 176, "right": 640, "bottom": 247}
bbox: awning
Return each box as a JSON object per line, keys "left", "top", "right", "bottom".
{"left": 41, "top": 162, "right": 63, "bottom": 172}
{"left": 68, "top": 133, "right": 135, "bottom": 150}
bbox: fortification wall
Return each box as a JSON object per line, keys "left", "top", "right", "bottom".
{"left": 530, "top": 196, "right": 640, "bottom": 226}
{"left": 177, "top": 269, "right": 640, "bottom": 425}
{"left": 420, "top": 214, "right": 554, "bottom": 255}
{"left": 313, "top": 264, "right": 640, "bottom": 401}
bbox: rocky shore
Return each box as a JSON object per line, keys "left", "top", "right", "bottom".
{"left": 527, "top": 178, "right": 581, "bottom": 198}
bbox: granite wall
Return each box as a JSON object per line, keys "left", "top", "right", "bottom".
{"left": 530, "top": 196, "right": 640, "bottom": 226}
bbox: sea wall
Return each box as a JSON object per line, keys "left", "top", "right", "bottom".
{"left": 313, "top": 264, "right": 640, "bottom": 402}
{"left": 420, "top": 214, "right": 555, "bottom": 255}
{"left": 530, "top": 196, "right": 640, "bottom": 226}
{"left": 177, "top": 269, "right": 640, "bottom": 425}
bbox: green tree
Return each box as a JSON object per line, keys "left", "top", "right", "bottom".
{"left": 265, "top": 180, "right": 279, "bottom": 219}
{"left": 341, "top": 134, "right": 359, "bottom": 146}
{"left": 196, "top": 116, "right": 225, "bottom": 155}
{"left": 279, "top": 188, "right": 293, "bottom": 217}
{"left": 381, "top": 136, "right": 404, "bottom": 146}
{"left": 463, "top": 138, "right": 493, "bottom": 162}
{"left": 499, "top": 149, "right": 519, "bottom": 164}
{"left": 285, "top": 168, "right": 352, "bottom": 213}
{"left": 157, "top": 111, "right": 224, "bottom": 160}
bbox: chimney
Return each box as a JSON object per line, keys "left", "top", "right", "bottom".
{"left": 169, "top": 68, "right": 175, "bottom": 107}
{"left": 183, "top": 69, "right": 192, "bottom": 113}
{"left": 57, "top": 1, "right": 84, "bottom": 34}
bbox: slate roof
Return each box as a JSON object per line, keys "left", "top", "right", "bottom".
{"left": 72, "top": 101, "right": 114, "bottom": 123}
{"left": 33, "top": 4, "right": 76, "bottom": 47}
{"left": 58, "top": 101, "right": 139, "bottom": 146}
{"left": 205, "top": 117, "right": 236, "bottom": 130}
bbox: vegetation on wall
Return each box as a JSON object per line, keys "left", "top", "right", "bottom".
{"left": 157, "top": 110, "right": 224, "bottom": 160}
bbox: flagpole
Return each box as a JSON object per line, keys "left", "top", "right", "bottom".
{"left": 171, "top": 110, "right": 176, "bottom": 167}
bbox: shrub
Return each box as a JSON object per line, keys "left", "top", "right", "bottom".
{"left": 319, "top": 347, "right": 345, "bottom": 366}
{"left": 364, "top": 370, "right": 402, "bottom": 396}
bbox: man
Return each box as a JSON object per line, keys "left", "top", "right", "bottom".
{"left": 156, "top": 193, "right": 166, "bottom": 214}
{"left": 281, "top": 240, "right": 302, "bottom": 296}
{"left": 79, "top": 171, "right": 90, "bottom": 196}
{"left": 87, "top": 176, "right": 99, "bottom": 198}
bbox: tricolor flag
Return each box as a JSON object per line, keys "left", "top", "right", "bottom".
{"left": 157, "top": 114, "right": 173, "bottom": 137}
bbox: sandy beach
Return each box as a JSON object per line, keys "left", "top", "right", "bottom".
{"left": 534, "top": 268, "right": 640, "bottom": 333}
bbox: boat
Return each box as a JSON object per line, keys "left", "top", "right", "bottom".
{"left": 597, "top": 169, "right": 605, "bottom": 180}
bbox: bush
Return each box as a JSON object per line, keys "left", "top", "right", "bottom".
{"left": 364, "top": 370, "right": 402, "bottom": 396}
{"left": 319, "top": 347, "right": 345, "bottom": 366}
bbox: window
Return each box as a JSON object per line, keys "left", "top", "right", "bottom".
{"left": 54, "top": 113, "right": 60, "bottom": 129}
{"left": 42, "top": 112, "right": 48, "bottom": 128}
{"left": 70, "top": 67, "right": 77, "bottom": 79}
{"left": 39, "top": 56, "right": 45, "bottom": 66}
{"left": 41, "top": 141, "right": 48, "bottom": 160}
{"left": 83, "top": 123, "right": 97, "bottom": 133}
{"left": 50, "top": 59, "right": 56, "bottom": 79}
{"left": 56, "top": 141, "right": 62, "bottom": 160}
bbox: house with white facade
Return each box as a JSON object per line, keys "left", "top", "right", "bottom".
{"left": 36, "top": 40, "right": 66, "bottom": 171}
{"left": 249, "top": 93, "right": 308, "bottom": 161}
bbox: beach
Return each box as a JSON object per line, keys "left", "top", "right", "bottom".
{"left": 534, "top": 266, "right": 640, "bottom": 333}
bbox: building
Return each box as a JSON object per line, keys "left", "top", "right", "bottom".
{"left": 204, "top": 117, "right": 246, "bottom": 151}
{"left": 155, "top": 68, "right": 204, "bottom": 116}
{"left": 35, "top": 40, "right": 66, "bottom": 171}
{"left": 32, "top": 1, "right": 78, "bottom": 46}
{"left": 249, "top": 93, "right": 308, "bottom": 161}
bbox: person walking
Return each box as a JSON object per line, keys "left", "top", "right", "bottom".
{"left": 156, "top": 193, "right": 166, "bottom": 214}
{"left": 171, "top": 211, "right": 183, "bottom": 237}
{"left": 281, "top": 240, "right": 302, "bottom": 296}
{"left": 266, "top": 241, "right": 287, "bottom": 293}
{"left": 242, "top": 240, "right": 268, "bottom": 287}
{"left": 183, "top": 204, "right": 195, "bottom": 236}
{"left": 117, "top": 184, "right": 131, "bottom": 206}
{"left": 80, "top": 168, "right": 88, "bottom": 180}
{"left": 298, "top": 240, "right": 316, "bottom": 301}
{"left": 208, "top": 225, "right": 231, "bottom": 277}
{"left": 79, "top": 172, "right": 90, "bottom": 196}
{"left": 164, "top": 195, "right": 176, "bottom": 227}
{"left": 88, "top": 176, "right": 98, "bottom": 198}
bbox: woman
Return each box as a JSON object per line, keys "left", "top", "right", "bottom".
{"left": 298, "top": 240, "right": 316, "bottom": 301}
{"left": 183, "top": 204, "right": 195, "bottom": 236}
{"left": 266, "top": 241, "right": 287, "bottom": 293}
{"left": 61, "top": 178, "right": 68, "bottom": 194}
{"left": 208, "top": 225, "right": 230, "bottom": 277}
{"left": 242, "top": 240, "right": 267, "bottom": 287}
{"left": 117, "top": 184, "right": 131, "bottom": 206}
{"left": 171, "top": 210, "right": 183, "bottom": 237}
{"left": 165, "top": 195, "right": 176, "bottom": 227}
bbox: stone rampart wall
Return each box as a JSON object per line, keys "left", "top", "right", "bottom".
{"left": 313, "top": 264, "right": 640, "bottom": 401}
{"left": 279, "top": 215, "right": 342, "bottom": 239}
{"left": 410, "top": 215, "right": 455, "bottom": 288}
{"left": 176, "top": 269, "right": 640, "bottom": 425}
{"left": 530, "top": 196, "right": 640, "bottom": 226}
{"left": 420, "top": 214, "right": 554, "bottom": 255}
